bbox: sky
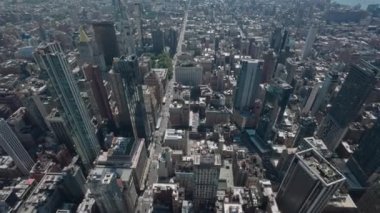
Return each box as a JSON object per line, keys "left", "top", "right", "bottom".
{"left": 334, "top": 0, "right": 379, "bottom": 8}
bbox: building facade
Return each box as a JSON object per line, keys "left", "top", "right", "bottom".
{"left": 0, "top": 118, "right": 34, "bottom": 175}
{"left": 92, "top": 21, "right": 120, "bottom": 67}
{"left": 317, "top": 61, "right": 378, "bottom": 151}
{"left": 276, "top": 149, "right": 345, "bottom": 213}
{"left": 112, "top": 56, "right": 150, "bottom": 140}
{"left": 234, "top": 59, "right": 264, "bottom": 112}
{"left": 193, "top": 153, "right": 221, "bottom": 210}
{"left": 175, "top": 65, "right": 203, "bottom": 86}
{"left": 34, "top": 43, "right": 100, "bottom": 167}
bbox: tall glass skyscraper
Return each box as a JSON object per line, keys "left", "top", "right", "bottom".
{"left": 234, "top": 59, "right": 264, "bottom": 112}
{"left": 34, "top": 43, "right": 100, "bottom": 167}
{"left": 317, "top": 60, "right": 378, "bottom": 151}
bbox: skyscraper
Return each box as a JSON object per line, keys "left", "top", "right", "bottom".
{"left": 108, "top": 68, "right": 132, "bottom": 134}
{"left": 270, "top": 27, "right": 283, "bottom": 53}
{"left": 234, "top": 59, "right": 264, "bottom": 112}
{"left": 34, "top": 43, "right": 100, "bottom": 167}
{"left": 301, "top": 82, "right": 321, "bottom": 115}
{"left": 317, "top": 60, "right": 378, "bottom": 151}
{"left": 292, "top": 116, "right": 317, "bottom": 147}
{"left": 256, "top": 80, "right": 293, "bottom": 141}
{"left": 83, "top": 64, "right": 114, "bottom": 124}
{"left": 77, "top": 26, "right": 106, "bottom": 71}
{"left": 77, "top": 27, "right": 94, "bottom": 66}
{"left": 77, "top": 27, "right": 106, "bottom": 72}
{"left": 347, "top": 119, "right": 380, "bottom": 186}
{"left": 133, "top": 2, "right": 143, "bottom": 48}
{"left": 46, "top": 108, "right": 76, "bottom": 153}
{"left": 262, "top": 50, "right": 276, "bottom": 83}
{"left": 112, "top": 56, "right": 150, "bottom": 139}
{"left": 0, "top": 118, "right": 34, "bottom": 175}
{"left": 92, "top": 21, "right": 120, "bottom": 67}
{"left": 87, "top": 171, "right": 128, "bottom": 213}
{"left": 193, "top": 153, "right": 221, "bottom": 210}
{"left": 357, "top": 181, "right": 380, "bottom": 213}
{"left": 302, "top": 25, "right": 317, "bottom": 59}
{"left": 310, "top": 71, "right": 339, "bottom": 115}
{"left": 113, "top": 0, "right": 136, "bottom": 55}
{"left": 152, "top": 29, "right": 164, "bottom": 54}
{"left": 17, "top": 90, "right": 50, "bottom": 131}
{"left": 120, "top": 21, "right": 135, "bottom": 56}
{"left": 276, "top": 149, "right": 345, "bottom": 213}
{"left": 165, "top": 28, "right": 178, "bottom": 57}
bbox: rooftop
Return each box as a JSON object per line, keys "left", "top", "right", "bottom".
{"left": 219, "top": 160, "right": 234, "bottom": 190}
{"left": 108, "top": 137, "right": 135, "bottom": 156}
{"left": 77, "top": 198, "right": 97, "bottom": 213}
{"left": 0, "top": 156, "right": 16, "bottom": 169}
{"left": 20, "top": 174, "right": 63, "bottom": 212}
{"left": 296, "top": 149, "right": 345, "bottom": 185}
{"left": 194, "top": 153, "right": 222, "bottom": 166}
{"left": 300, "top": 137, "right": 332, "bottom": 158}
{"left": 165, "top": 129, "right": 185, "bottom": 140}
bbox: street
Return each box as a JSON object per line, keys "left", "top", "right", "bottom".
{"left": 144, "top": 0, "right": 190, "bottom": 189}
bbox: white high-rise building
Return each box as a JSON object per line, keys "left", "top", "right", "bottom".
{"left": 0, "top": 118, "right": 34, "bottom": 175}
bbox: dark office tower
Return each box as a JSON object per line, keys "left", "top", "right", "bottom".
{"left": 83, "top": 64, "right": 113, "bottom": 124}
{"left": 46, "top": 109, "right": 76, "bottom": 153}
{"left": 276, "top": 149, "right": 345, "bottom": 213}
{"left": 152, "top": 29, "right": 164, "bottom": 54}
{"left": 317, "top": 61, "right": 378, "bottom": 151}
{"left": 274, "top": 80, "right": 293, "bottom": 124}
{"left": 280, "top": 29, "right": 289, "bottom": 51}
{"left": 0, "top": 118, "right": 34, "bottom": 175}
{"left": 215, "top": 36, "right": 220, "bottom": 51}
{"left": 347, "top": 119, "right": 380, "bottom": 186}
{"left": 165, "top": 28, "right": 178, "bottom": 57}
{"left": 92, "top": 21, "right": 120, "bottom": 67}
{"left": 34, "top": 43, "right": 100, "bottom": 168}
{"left": 77, "top": 27, "right": 94, "bottom": 66}
{"left": 311, "top": 71, "right": 339, "bottom": 115}
{"left": 108, "top": 69, "right": 132, "bottom": 135}
{"left": 38, "top": 23, "right": 47, "bottom": 42}
{"left": 270, "top": 27, "right": 282, "bottom": 53}
{"left": 256, "top": 104, "right": 275, "bottom": 141}
{"left": 262, "top": 50, "right": 277, "bottom": 83}
{"left": 357, "top": 181, "right": 380, "bottom": 213}
{"left": 112, "top": 56, "right": 150, "bottom": 139}
{"left": 234, "top": 59, "right": 264, "bottom": 112}
{"left": 292, "top": 116, "right": 317, "bottom": 147}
